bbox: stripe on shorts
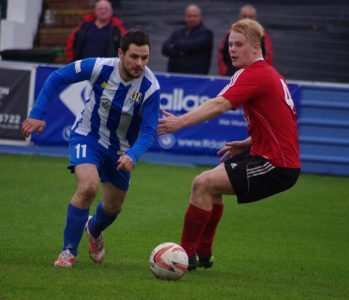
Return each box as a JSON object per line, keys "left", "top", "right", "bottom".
{"left": 247, "top": 162, "right": 275, "bottom": 178}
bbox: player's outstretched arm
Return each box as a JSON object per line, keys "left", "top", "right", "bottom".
{"left": 158, "top": 96, "right": 232, "bottom": 135}
{"left": 157, "top": 110, "right": 181, "bottom": 135}
{"left": 22, "top": 118, "right": 46, "bottom": 138}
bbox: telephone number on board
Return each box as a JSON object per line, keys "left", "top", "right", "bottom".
{"left": 0, "top": 113, "right": 21, "bottom": 125}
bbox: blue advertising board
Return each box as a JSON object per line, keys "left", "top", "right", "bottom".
{"left": 32, "top": 67, "right": 301, "bottom": 156}
{"left": 153, "top": 74, "right": 248, "bottom": 155}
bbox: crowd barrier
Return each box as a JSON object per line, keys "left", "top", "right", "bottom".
{"left": 0, "top": 61, "right": 348, "bottom": 176}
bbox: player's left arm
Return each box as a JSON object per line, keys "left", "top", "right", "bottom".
{"left": 122, "top": 89, "right": 161, "bottom": 170}
{"left": 217, "top": 137, "right": 252, "bottom": 162}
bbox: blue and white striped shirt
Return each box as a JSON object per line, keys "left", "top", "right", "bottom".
{"left": 30, "top": 57, "right": 161, "bottom": 164}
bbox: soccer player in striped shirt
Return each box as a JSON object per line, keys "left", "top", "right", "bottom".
{"left": 158, "top": 19, "right": 301, "bottom": 271}
{"left": 22, "top": 30, "right": 160, "bottom": 267}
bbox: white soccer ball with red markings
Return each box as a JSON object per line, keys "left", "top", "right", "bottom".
{"left": 149, "top": 242, "right": 188, "bottom": 280}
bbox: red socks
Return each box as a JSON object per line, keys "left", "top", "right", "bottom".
{"left": 180, "top": 203, "right": 224, "bottom": 258}
{"left": 197, "top": 203, "right": 224, "bottom": 257}
{"left": 180, "top": 203, "right": 212, "bottom": 257}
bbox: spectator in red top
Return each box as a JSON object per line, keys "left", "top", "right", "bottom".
{"left": 65, "top": 0, "right": 126, "bottom": 62}
{"left": 218, "top": 4, "right": 273, "bottom": 76}
{"left": 158, "top": 19, "right": 300, "bottom": 271}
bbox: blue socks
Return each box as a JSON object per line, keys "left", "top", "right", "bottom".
{"left": 63, "top": 203, "right": 89, "bottom": 256}
{"left": 62, "top": 201, "right": 119, "bottom": 256}
{"left": 88, "top": 201, "right": 119, "bottom": 239}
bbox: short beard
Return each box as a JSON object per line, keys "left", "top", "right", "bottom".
{"left": 121, "top": 61, "right": 141, "bottom": 81}
{"left": 124, "top": 68, "right": 138, "bottom": 80}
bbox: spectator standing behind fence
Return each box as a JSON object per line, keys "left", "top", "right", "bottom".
{"left": 162, "top": 4, "right": 213, "bottom": 75}
{"left": 218, "top": 4, "right": 273, "bottom": 76}
{"left": 65, "top": 0, "right": 126, "bottom": 62}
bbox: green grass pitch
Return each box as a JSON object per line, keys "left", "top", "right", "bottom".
{"left": 0, "top": 153, "right": 348, "bottom": 299}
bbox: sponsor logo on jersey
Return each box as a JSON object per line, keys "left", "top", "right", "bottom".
{"left": 101, "top": 82, "right": 109, "bottom": 89}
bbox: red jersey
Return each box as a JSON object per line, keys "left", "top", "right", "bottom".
{"left": 220, "top": 60, "right": 301, "bottom": 168}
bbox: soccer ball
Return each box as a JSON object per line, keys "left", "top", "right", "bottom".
{"left": 149, "top": 242, "right": 188, "bottom": 280}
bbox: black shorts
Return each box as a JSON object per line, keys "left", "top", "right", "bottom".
{"left": 224, "top": 151, "right": 300, "bottom": 204}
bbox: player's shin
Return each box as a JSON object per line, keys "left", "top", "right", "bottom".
{"left": 88, "top": 200, "right": 119, "bottom": 238}
{"left": 180, "top": 203, "right": 212, "bottom": 260}
{"left": 197, "top": 203, "right": 224, "bottom": 257}
{"left": 63, "top": 203, "right": 90, "bottom": 256}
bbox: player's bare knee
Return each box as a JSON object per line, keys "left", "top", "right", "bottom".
{"left": 77, "top": 181, "right": 99, "bottom": 200}
{"left": 192, "top": 172, "right": 210, "bottom": 195}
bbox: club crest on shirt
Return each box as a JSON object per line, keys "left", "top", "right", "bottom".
{"left": 131, "top": 91, "right": 142, "bottom": 103}
{"left": 101, "top": 99, "right": 111, "bottom": 111}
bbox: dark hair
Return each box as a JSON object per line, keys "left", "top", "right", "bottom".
{"left": 120, "top": 30, "right": 150, "bottom": 53}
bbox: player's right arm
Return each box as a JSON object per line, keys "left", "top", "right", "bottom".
{"left": 158, "top": 96, "right": 232, "bottom": 135}
{"left": 22, "top": 58, "right": 96, "bottom": 137}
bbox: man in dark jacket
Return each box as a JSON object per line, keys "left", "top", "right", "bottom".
{"left": 65, "top": 0, "right": 126, "bottom": 62}
{"left": 162, "top": 4, "right": 213, "bottom": 75}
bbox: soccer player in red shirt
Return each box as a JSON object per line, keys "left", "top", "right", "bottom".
{"left": 157, "top": 18, "right": 301, "bottom": 270}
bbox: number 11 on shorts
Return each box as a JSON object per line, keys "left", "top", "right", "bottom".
{"left": 75, "top": 144, "right": 87, "bottom": 158}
